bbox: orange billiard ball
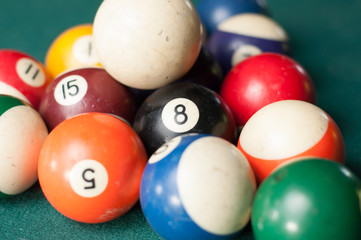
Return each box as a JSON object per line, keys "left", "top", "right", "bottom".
{"left": 38, "top": 112, "right": 148, "bottom": 223}
{"left": 45, "top": 24, "right": 102, "bottom": 78}
{"left": 237, "top": 100, "right": 345, "bottom": 183}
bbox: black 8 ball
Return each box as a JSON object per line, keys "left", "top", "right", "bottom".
{"left": 133, "top": 82, "right": 237, "bottom": 156}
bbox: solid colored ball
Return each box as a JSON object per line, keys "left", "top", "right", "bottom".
{"left": 93, "top": 0, "right": 202, "bottom": 89}
{"left": 133, "top": 82, "right": 236, "bottom": 155}
{"left": 140, "top": 134, "right": 257, "bottom": 240}
{"left": 0, "top": 49, "right": 52, "bottom": 109}
{"left": 220, "top": 53, "right": 315, "bottom": 126}
{"left": 179, "top": 46, "right": 224, "bottom": 92}
{"left": 237, "top": 100, "right": 345, "bottom": 183}
{"left": 39, "top": 67, "right": 137, "bottom": 130}
{"left": 252, "top": 158, "right": 361, "bottom": 240}
{"left": 45, "top": 24, "right": 102, "bottom": 79}
{"left": 38, "top": 112, "right": 148, "bottom": 223}
{"left": 0, "top": 95, "right": 48, "bottom": 198}
{"left": 207, "top": 14, "right": 289, "bottom": 74}
{"left": 196, "top": 0, "right": 267, "bottom": 36}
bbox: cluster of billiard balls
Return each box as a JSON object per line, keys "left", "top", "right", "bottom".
{"left": 0, "top": 1, "right": 360, "bottom": 240}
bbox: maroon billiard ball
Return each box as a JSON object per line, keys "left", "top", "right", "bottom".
{"left": 39, "top": 67, "right": 137, "bottom": 130}
{"left": 0, "top": 49, "right": 52, "bottom": 110}
{"left": 220, "top": 53, "right": 316, "bottom": 126}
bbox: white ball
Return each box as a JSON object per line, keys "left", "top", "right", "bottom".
{"left": 93, "top": 0, "right": 202, "bottom": 89}
{"left": 0, "top": 104, "right": 48, "bottom": 196}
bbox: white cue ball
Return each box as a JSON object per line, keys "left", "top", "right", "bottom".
{"left": 93, "top": 0, "right": 202, "bottom": 89}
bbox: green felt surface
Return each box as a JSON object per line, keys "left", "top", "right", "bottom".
{"left": 1, "top": 0, "right": 361, "bottom": 239}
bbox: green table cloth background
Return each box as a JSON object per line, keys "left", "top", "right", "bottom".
{"left": 1, "top": 0, "right": 360, "bottom": 239}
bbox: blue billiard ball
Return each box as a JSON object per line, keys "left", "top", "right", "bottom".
{"left": 207, "top": 13, "right": 290, "bottom": 74}
{"left": 196, "top": 0, "right": 267, "bottom": 36}
{"left": 140, "top": 134, "right": 256, "bottom": 240}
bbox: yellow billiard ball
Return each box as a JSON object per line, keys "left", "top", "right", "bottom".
{"left": 45, "top": 24, "right": 102, "bottom": 78}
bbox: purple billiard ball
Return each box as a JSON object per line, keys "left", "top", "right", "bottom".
{"left": 39, "top": 67, "right": 137, "bottom": 130}
{"left": 207, "top": 13, "right": 290, "bottom": 74}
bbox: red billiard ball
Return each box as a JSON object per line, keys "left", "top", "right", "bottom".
{"left": 38, "top": 112, "right": 148, "bottom": 223}
{"left": 39, "top": 67, "right": 137, "bottom": 130}
{"left": 220, "top": 53, "right": 316, "bottom": 126}
{"left": 0, "top": 49, "right": 52, "bottom": 110}
{"left": 237, "top": 100, "right": 345, "bottom": 183}
{"left": 0, "top": 95, "right": 48, "bottom": 198}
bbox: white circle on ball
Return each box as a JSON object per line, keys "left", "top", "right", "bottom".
{"left": 231, "top": 45, "right": 262, "bottom": 67}
{"left": 240, "top": 100, "right": 329, "bottom": 160}
{"left": 16, "top": 58, "right": 46, "bottom": 87}
{"left": 69, "top": 159, "right": 108, "bottom": 198}
{"left": 54, "top": 75, "right": 88, "bottom": 106}
{"left": 177, "top": 136, "right": 256, "bottom": 235}
{"left": 149, "top": 136, "right": 182, "bottom": 164}
{"left": 72, "top": 35, "right": 100, "bottom": 64}
{"left": 161, "top": 98, "right": 199, "bottom": 133}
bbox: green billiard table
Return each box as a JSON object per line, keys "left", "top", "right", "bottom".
{"left": 0, "top": 0, "right": 360, "bottom": 239}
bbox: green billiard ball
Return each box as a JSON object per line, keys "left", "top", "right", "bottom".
{"left": 252, "top": 158, "right": 361, "bottom": 240}
{"left": 0, "top": 95, "right": 48, "bottom": 198}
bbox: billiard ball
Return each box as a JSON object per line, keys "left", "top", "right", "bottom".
{"left": 237, "top": 100, "right": 345, "bottom": 183}
{"left": 207, "top": 13, "right": 289, "bottom": 74}
{"left": 179, "top": 46, "right": 224, "bottom": 92}
{"left": 195, "top": 0, "right": 267, "bottom": 36}
{"left": 0, "top": 49, "right": 52, "bottom": 110}
{"left": 45, "top": 24, "right": 102, "bottom": 79}
{"left": 39, "top": 67, "right": 137, "bottom": 130}
{"left": 129, "top": 46, "right": 224, "bottom": 107}
{"left": 252, "top": 158, "right": 361, "bottom": 240}
{"left": 220, "top": 53, "right": 316, "bottom": 126}
{"left": 38, "top": 112, "right": 147, "bottom": 223}
{"left": 140, "top": 134, "right": 257, "bottom": 240}
{"left": 93, "top": 0, "right": 202, "bottom": 89}
{"left": 0, "top": 95, "right": 48, "bottom": 198}
{"left": 133, "top": 82, "right": 236, "bottom": 155}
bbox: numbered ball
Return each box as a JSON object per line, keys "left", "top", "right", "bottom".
{"left": 0, "top": 49, "right": 52, "bottom": 109}
{"left": 237, "top": 100, "right": 345, "bottom": 183}
{"left": 207, "top": 14, "right": 289, "bottom": 74}
{"left": 39, "top": 67, "right": 137, "bottom": 130}
{"left": 140, "top": 134, "right": 257, "bottom": 240}
{"left": 93, "top": 0, "right": 202, "bottom": 89}
{"left": 220, "top": 53, "right": 316, "bottom": 126}
{"left": 133, "top": 82, "right": 236, "bottom": 155}
{"left": 196, "top": 0, "right": 267, "bottom": 36}
{"left": 38, "top": 112, "right": 148, "bottom": 223}
{"left": 252, "top": 159, "right": 361, "bottom": 240}
{"left": 0, "top": 95, "right": 48, "bottom": 198}
{"left": 45, "top": 24, "right": 102, "bottom": 79}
